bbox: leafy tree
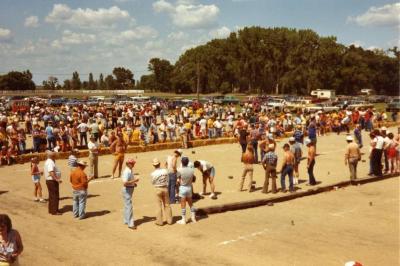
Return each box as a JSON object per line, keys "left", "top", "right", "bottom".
{"left": 88, "top": 73, "right": 97, "bottom": 90}
{"left": 112, "top": 67, "right": 134, "bottom": 89}
{"left": 148, "top": 58, "right": 174, "bottom": 92}
{"left": 105, "top": 75, "right": 116, "bottom": 90}
{"left": 0, "top": 70, "right": 35, "bottom": 90}
{"left": 42, "top": 76, "right": 59, "bottom": 90}
{"left": 63, "top": 79, "right": 71, "bottom": 90}
{"left": 98, "top": 73, "right": 105, "bottom": 90}
{"left": 71, "top": 71, "right": 81, "bottom": 90}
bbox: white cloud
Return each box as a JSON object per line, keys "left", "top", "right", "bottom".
{"left": 153, "top": 0, "right": 220, "bottom": 29}
{"left": 45, "top": 4, "right": 131, "bottom": 29}
{"left": 0, "top": 27, "right": 12, "bottom": 42}
{"left": 24, "top": 16, "right": 39, "bottom": 28}
{"left": 168, "top": 31, "right": 186, "bottom": 41}
{"left": 348, "top": 3, "right": 400, "bottom": 27}
{"left": 59, "top": 30, "right": 96, "bottom": 45}
{"left": 120, "top": 26, "right": 158, "bottom": 40}
{"left": 209, "top": 26, "right": 231, "bottom": 39}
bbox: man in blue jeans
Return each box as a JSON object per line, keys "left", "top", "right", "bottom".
{"left": 121, "top": 159, "right": 139, "bottom": 230}
{"left": 70, "top": 160, "right": 93, "bottom": 220}
{"left": 280, "top": 143, "right": 295, "bottom": 193}
{"left": 166, "top": 149, "right": 182, "bottom": 203}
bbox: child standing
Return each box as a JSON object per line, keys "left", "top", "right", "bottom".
{"left": 31, "top": 157, "right": 45, "bottom": 203}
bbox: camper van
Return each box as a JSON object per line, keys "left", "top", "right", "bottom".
{"left": 310, "top": 90, "right": 336, "bottom": 100}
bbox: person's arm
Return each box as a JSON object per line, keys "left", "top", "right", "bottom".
{"left": 344, "top": 147, "right": 349, "bottom": 165}
{"left": 10, "top": 230, "right": 23, "bottom": 262}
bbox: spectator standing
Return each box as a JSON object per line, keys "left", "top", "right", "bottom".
{"left": 44, "top": 151, "right": 62, "bottom": 215}
{"left": 305, "top": 138, "right": 317, "bottom": 186}
{"left": 121, "top": 159, "right": 139, "bottom": 230}
{"left": 87, "top": 135, "right": 99, "bottom": 179}
{"left": 261, "top": 144, "right": 278, "bottom": 193}
{"left": 344, "top": 136, "right": 361, "bottom": 180}
{"left": 176, "top": 157, "right": 197, "bottom": 225}
{"left": 0, "top": 214, "right": 24, "bottom": 265}
{"left": 70, "top": 160, "right": 93, "bottom": 220}
{"left": 150, "top": 158, "right": 173, "bottom": 226}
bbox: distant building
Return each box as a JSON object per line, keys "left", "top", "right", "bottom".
{"left": 310, "top": 89, "right": 336, "bottom": 99}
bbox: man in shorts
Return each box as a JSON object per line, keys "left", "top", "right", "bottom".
{"left": 176, "top": 157, "right": 197, "bottom": 224}
{"left": 193, "top": 160, "right": 216, "bottom": 199}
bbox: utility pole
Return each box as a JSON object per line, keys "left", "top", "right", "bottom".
{"left": 196, "top": 60, "right": 200, "bottom": 101}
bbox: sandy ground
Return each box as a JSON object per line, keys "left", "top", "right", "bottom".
{"left": 0, "top": 127, "right": 399, "bottom": 265}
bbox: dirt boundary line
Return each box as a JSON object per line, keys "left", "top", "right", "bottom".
{"left": 196, "top": 173, "right": 399, "bottom": 216}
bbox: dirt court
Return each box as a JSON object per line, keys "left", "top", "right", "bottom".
{"left": 0, "top": 128, "right": 399, "bottom": 265}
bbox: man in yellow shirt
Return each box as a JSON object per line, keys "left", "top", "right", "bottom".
{"left": 207, "top": 117, "right": 214, "bottom": 139}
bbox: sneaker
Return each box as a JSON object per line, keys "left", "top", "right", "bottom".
{"left": 210, "top": 193, "right": 217, "bottom": 199}
{"left": 39, "top": 199, "right": 46, "bottom": 203}
{"left": 33, "top": 198, "right": 39, "bottom": 202}
{"left": 199, "top": 191, "right": 205, "bottom": 196}
{"left": 177, "top": 219, "right": 186, "bottom": 225}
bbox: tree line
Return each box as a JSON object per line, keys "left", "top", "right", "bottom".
{"left": 0, "top": 26, "right": 399, "bottom": 95}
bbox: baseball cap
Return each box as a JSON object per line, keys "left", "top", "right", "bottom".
{"left": 289, "top": 137, "right": 295, "bottom": 142}
{"left": 346, "top": 135, "right": 353, "bottom": 141}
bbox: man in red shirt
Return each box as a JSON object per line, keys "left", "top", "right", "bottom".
{"left": 70, "top": 160, "right": 93, "bottom": 219}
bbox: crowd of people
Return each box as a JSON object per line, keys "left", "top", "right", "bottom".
{"left": 0, "top": 100, "right": 397, "bottom": 164}
{"left": 1, "top": 99, "right": 399, "bottom": 264}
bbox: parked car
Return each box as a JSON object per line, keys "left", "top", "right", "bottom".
{"left": 347, "top": 100, "right": 374, "bottom": 110}
{"left": 305, "top": 103, "right": 340, "bottom": 112}
{"left": 221, "top": 96, "right": 240, "bottom": 105}
{"left": 267, "top": 98, "right": 286, "bottom": 110}
{"left": 386, "top": 98, "right": 400, "bottom": 112}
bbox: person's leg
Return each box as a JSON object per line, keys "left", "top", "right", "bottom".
{"left": 271, "top": 168, "right": 277, "bottom": 193}
{"left": 252, "top": 141, "right": 258, "bottom": 163}
{"left": 155, "top": 189, "right": 164, "bottom": 225}
{"left": 72, "top": 190, "right": 79, "bottom": 217}
{"left": 202, "top": 175, "right": 207, "bottom": 195}
{"left": 240, "top": 143, "right": 246, "bottom": 153}
{"left": 309, "top": 160, "right": 317, "bottom": 185}
{"left": 89, "top": 154, "right": 94, "bottom": 178}
{"left": 46, "top": 180, "right": 56, "bottom": 214}
{"left": 112, "top": 155, "right": 118, "bottom": 178}
{"left": 55, "top": 181, "right": 60, "bottom": 212}
{"left": 280, "top": 166, "right": 287, "bottom": 191}
{"left": 288, "top": 166, "right": 294, "bottom": 191}
{"left": 122, "top": 188, "right": 134, "bottom": 227}
{"left": 247, "top": 169, "right": 254, "bottom": 192}
{"left": 78, "top": 190, "right": 88, "bottom": 219}
{"left": 118, "top": 155, "right": 124, "bottom": 177}
{"left": 262, "top": 167, "right": 270, "bottom": 193}
{"left": 162, "top": 189, "right": 173, "bottom": 224}
{"left": 209, "top": 168, "right": 216, "bottom": 195}
{"left": 33, "top": 183, "right": 38, "bottom": 200}
{"left": 384, "top": 151, "right": 389, "bottom": 173}
{"left": 94, "top": 155, "right": 98, "bottom": 179}
{"left": 238, "top": 168, "right": 246, "bottom": 191}
{"left": 168, "top": 173, "right": 177, "bottom": 203}
{"left": 178, "top": 196, "right": 187, "bottom": 224}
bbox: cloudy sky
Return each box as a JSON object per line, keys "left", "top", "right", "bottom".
{"left": 0, "top": 0, "right": 398, "bottom": 83}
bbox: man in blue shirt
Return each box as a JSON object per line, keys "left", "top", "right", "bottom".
{"left": 45, "top": 121, "right": 56, "bottom": 151}
{"left": 308, "top": 116, "right": 317, "bottom": 153}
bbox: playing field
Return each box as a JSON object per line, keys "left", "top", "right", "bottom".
{"left": 0, "top": 128, "right": 398, "bottom": 265}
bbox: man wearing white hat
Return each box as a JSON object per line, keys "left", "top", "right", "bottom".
{"left": 151, "top": 158, "right": 173, "bottom": 226}
{"left": 345, "top": 135, "right": 361, "bottom": 180}
{"left": 70, "top": 160, "right": 93, "bottom": 219}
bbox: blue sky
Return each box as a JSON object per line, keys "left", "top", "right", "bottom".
{"left": 0, "top": 0, "right": 398, "bottom": 83}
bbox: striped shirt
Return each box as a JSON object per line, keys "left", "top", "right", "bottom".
{"left": 68, "top": 155, "right": 77, "bottom": 168}
{"left": 262, "top": 151, "right": 278, "bottom": 166}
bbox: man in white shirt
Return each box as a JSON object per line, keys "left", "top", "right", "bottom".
{"left": 193, "top": 160, "right": 217, "bottom": 199}
{"left": 44, "top": 151, "right": 62, "bottom": 215}
{"left": 370, "top": 129, "right": 384, "bottom": 176}
{"left": 151, "top": 158, "right": 173, "bottom": 226}
{"left": 87, "top": 135, "right": 99, "bottom": 179}
{"left": 199, "top": 117, "right": 207, "bottom": 137}
{"left": 77, "top": 121, "right": 89, "bottom": 147}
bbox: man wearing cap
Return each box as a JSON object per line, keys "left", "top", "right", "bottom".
{"left": 88, "top": 135, "right": 99, "bottom": 179}
{"left": 345, "top": 136, "right": 361, "bottom": 180}
{"left": 166, "top": 149, "right": 182, "bottom": 204}
{"left": 261, "top": 144, "right": 278, "bottom": 193}
{"left": 44, "top": 151, "right": 62, "bottom": 215}
{"left": 305, "top": 138, "right": 317, "bottom": 186}
{"left": 176, "top": 157, "right": 197, "bottom": 224}
{"left": 151, "top": 158, "right": 173, "bottom": 226}
{"left": 121, "top": 159, "right": 139, "bottom": 229}
{"left": 70, "top": 160, "right": 93, "bottom": 220}
{"left": 289, "top": 137, "right": 302, "bottom": 185}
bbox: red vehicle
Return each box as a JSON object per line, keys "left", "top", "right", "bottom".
{"left": 11, "top": 100, "right": 30, "bottom": 114}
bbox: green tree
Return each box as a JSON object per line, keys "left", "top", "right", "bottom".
{"left": 88, "top": 73, "right": 97, "bottom": 90}
{"left": 0, "top": 70, "right": 36, "bottom": 90}
{"left": 105, "top": 75, "right": 116, "bottom": 90}
{"left": 112, "top": 67, "right": 134, "bottom": 89}
{"left": 148, "top": 58, "right": 174, "bottom": 92}
{"left": 98, "top": 73, "right": 105, "bottom": 90}
{"left": 42, "top": 76, "right": 59, "bottom": 90}
{"left": 71, "top": 71, "right": 81, "bottom": 90}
